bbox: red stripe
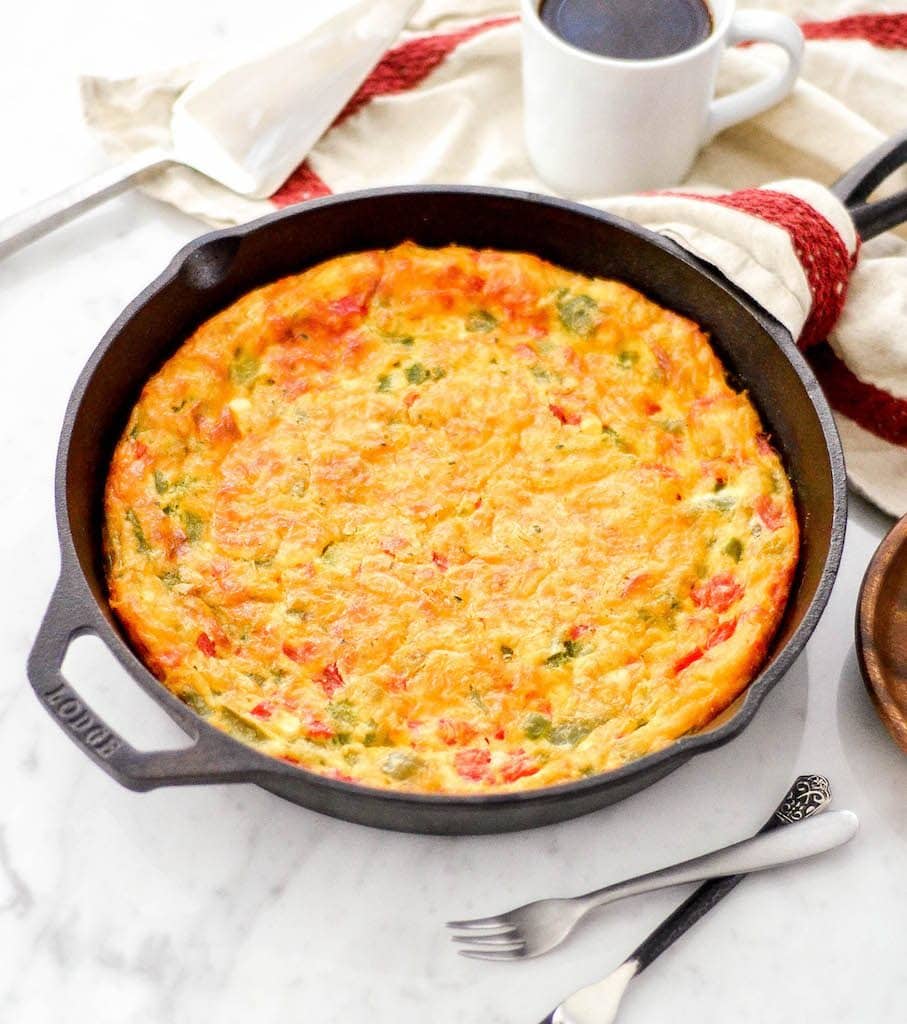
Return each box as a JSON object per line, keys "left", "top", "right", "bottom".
{"left": 335, "top": 16, "right": 517, "bottom": 125}
{"left": 809, "top": 342, "right": 907, "bottom": 448}
{"left": 271, "top": 161, "right": 332, "bottom": 207}
{"left": 659, "top": 189, "right": 854, "bottom": 350}
{"left": 270, "top": 16, "right": 517, "bottom": 207}
{"left": 270, "top": 11, "right": 906, "bottom": 206}
{"left": 801, "top": 14, "right": 907, "bottom": 48}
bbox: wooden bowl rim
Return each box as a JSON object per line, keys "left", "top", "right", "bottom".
{"left": 857, "top": 513, "right": 907, "bottom": 754}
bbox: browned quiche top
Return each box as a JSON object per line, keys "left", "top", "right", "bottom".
{"left": 104, "top": 243, "right": 799, "bottom": 792}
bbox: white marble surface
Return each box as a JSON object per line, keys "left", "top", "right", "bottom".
{"left": 2, "top": 3, "right": 907, "bottom": 1022}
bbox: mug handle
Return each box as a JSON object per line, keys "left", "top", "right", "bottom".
{"left": 706, "top": 11, "right": 804, "bottom": 139}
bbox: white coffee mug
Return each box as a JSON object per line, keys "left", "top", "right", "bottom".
{"left": 521, "top": 0, "right": 804, "bottom": 197}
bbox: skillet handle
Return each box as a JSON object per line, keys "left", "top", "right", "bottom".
{"left": 831, "top": 128, "right": 907, "bottom": 241}
{"left": 27, "top": 577, "right": 258, "bottom": 791}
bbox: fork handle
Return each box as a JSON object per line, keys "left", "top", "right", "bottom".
{"left": 629, "top": 772, "right": 833, "bottom": 971}
{"left": 577, "top": 810, "right": 857, "bottom": 914}
{"left": 0, "top": 147, "right": 176, "bottom": 262}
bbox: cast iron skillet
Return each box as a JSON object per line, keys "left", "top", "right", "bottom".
{"left": 26, "top": 133, "right": 907, "bottom": 834}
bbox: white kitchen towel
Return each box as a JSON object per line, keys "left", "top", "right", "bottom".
{"left": 81, "top": 1, "right": 907, "bottom": 515}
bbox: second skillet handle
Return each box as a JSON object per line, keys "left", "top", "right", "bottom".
{"left": 831, "top": 128, "right": 907, "bottom": 241}
{"left": 27, "top": 576, "right": 257, "bottom": 791}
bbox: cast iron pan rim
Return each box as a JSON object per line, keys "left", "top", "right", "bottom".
{"left": 52, "top": 184, "right": 847, "bottom": 809}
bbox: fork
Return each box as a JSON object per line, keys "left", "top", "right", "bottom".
{"left": 447, "top": 775, "right": 854, "bottom": 961}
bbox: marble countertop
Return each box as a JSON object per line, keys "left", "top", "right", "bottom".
{"left": 2, "top": 3, "right": 906, "bottom": 1022}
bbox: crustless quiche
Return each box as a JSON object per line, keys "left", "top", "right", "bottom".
{"left": 104, "top": 243, "right": 799, "bottom": 793}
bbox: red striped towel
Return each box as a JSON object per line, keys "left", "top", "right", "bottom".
{"left": 81, "top": 1, "right": 907, "bottom": 515}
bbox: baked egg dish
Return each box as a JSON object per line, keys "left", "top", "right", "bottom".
{"left": 104, "top": 243, "right": 799, "bottom": 793}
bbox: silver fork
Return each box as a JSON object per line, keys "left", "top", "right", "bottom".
{"left": 447, "top": 784, "right": 854, "bottom": 961}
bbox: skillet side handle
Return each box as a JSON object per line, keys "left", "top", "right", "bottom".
{"left": 831, "top": 128, "right": 907, "bottom": 241}
{"left": 27, "top": 577, "right": 257, "bottom": 791}
{"left": 848, "top": 193, "right": 907, "bottom": 242}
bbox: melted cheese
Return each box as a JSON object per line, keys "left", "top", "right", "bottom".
{"left": 104, "top": 243, "right": 799, "bottom": 793}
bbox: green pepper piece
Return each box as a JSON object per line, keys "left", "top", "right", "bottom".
{"left": 329, "top": 700, "right": 358, "bottom": 725}
{"left": 523, "top": 712, "right": 552, "bottom": 740}
{"left": 544, "top": 638, "right": 582, "bottom": 667}
{"left": 181, "top": 510, "right": 205, "bottom": 543}
{"left": 220, "top": 707, "right": 267, "bottom": 742}
{"left": 230, "top": 351, "right": 260, "bottom": 385}
{"left": 179, "top": 691, "right": 209, "bottom": 716}
{"left": 381, "top": 751, "right": 423, "bottom": 780}
{"left": 724, "top": 537, "right": 744, "bottom": 562}
{"left": 125, "top": 508, "right": 151, "bottom": 554}
{"left": 601, "top": 425, "right": 631, "bottom": 453}
{"left": 465, "top": 310, "right": 497, "bottom": 333}
{"left": 405, "top": 363, "right": 430, "bottom": 385}
{"left": 556, "top": 293, "right": 599, "bottom": 336}
{"left": 549, "top": 719, "right": 596, "bottom": 746}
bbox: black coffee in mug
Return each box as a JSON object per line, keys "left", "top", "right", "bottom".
{"left": 539, "top": 0, "right": 713, "bottom": 60}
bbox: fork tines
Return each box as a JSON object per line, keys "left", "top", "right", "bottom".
{"left": 446, "top": 917, "right": 527, "bottom": 960}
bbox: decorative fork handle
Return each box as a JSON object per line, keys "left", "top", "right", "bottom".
{"left": 576, "top": 777, "right": 848, "bottom": 915}
{"left": 629, "top": 773, "right": 833, "bottom": 972}
{"left": 0, "top": 147, "right": 176, "bottom": 261}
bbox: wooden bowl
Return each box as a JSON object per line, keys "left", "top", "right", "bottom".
{"left": 857, "top": 514, "right": 907, "bottom": 754}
